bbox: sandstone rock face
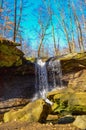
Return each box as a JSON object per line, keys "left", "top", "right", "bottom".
{"left": 4, "top": 99, "right": 51, "bottom": 123}
{"left": 0, "top": 73, "right": 35, "bottom": 113}
{"left": 60, "top": 52, "right": 86, "bottom": 74}
{"left": 68, "top": 69, "right": 86, "bottom": 92}
{"left": 0, "top": 40, "right": 35, "bottom": 119}
{"left": 73, "top": 115, "right": 86, "bottom": 129}
{"left": 0, "top": 98, "right": 30, "bottom": 113}
{"left": 47, "top": 52, "right": 86, "bottom": 90}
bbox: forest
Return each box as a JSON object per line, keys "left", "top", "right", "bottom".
{"left": 0, "top": 1, "right": 86, "bottom": 130}
{"left": 0, "top": 0, "right": 86, "bottom": 57}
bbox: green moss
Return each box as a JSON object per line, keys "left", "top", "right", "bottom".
{"left": 0, "top": 53, "right": 22, "bottom": 67}
{"left": 51, "top": 94, "right": 69, "bottom": 114}
{"left": 0, "top": 38, "right": 24, "bottom": 67}
{"left": 0, "top": 44, "right": 23, "bottom": 56}
{"left": 69, "top": 105, "right": 86, "bottom": 114}
{"left": 26, "top": 57, "right": 35, "bottom": 63}
{"left": 52, "top": 100, "right": 70, "bottom": 114}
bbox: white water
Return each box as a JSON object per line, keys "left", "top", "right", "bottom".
{"left": 35, "top": 59, "right": 49, "bottom": 100}
{"left": 33, "top": 58, "right": 63, "bottom": 102}
{"left": 48, "top": 59, "right": 63, "bottom": 90}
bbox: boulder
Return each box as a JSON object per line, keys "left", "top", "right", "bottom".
{"left": 47, "top": 88, "right": 86, "bottom": 115}
{"left": 47, "top": 88, "right": 74, "bottom": 101}
{"left": 47, "top": 88, "right": 74, "bottom": 114}
{"left": 73, "top": 115, "right": 86, "bottom": 129}
{"left": 58, "top": 115, "right": 75, "bottom": 124}
{"left": 68, "top": 92, "right": 86, "bottom": 114}
{"left": 4, "top": 99, "right": 51, "bottom": 123}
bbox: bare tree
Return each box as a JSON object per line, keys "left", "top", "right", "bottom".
{"left": 0, "top": 0, "right": 3, "bottom": 36}
{"left": 0, "top": 1, "right": 14, "bottom": 38}
{"left": 13, "top": 0, "right": 24, "bottom": 42}
{"left": 13, "top": 0, "right": 17, "bottom": 42}
{"left": 72, "top": 4, "right": 84, "bottom": 52}
{"left": 52, "top": 0, "right": 73, "bottom": 53}
{"left": 0, "top": 0, "right": 3, "bottom": 13}
{"left": 36, "top": 4, "right": 51, "bottom": 57}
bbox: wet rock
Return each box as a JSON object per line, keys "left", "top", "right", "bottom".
{"left": 73, "top": 115, "right": 86, "bottom": 129}
{"left": 58, "top": 115, "right": 75, "bottom": 124}
{"left": 3, "top": 99, "right": 51, "bottom": 123}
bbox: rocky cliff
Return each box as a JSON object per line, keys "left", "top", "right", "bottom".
{"left": 0, "top": 38, "right": 35, "bottom": 114}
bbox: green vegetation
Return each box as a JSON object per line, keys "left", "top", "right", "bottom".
{"left": 48, "top": 89, "right": 86, "bottom": 115}
{"left": 26, "top": 57, "right": 35, "bottom": 63}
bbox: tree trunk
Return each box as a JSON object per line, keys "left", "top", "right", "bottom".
{"left": 13, "top": 0, "right": 17, "bottom": 42}
{"left": 51, "top": 22, "right": 57, "bottom": 56}
{"left": 72, "top": 5, "right": 84, "bottom": 52}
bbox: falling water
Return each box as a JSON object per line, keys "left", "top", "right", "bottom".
{"left": 48, "top": 59, "right": 63, "bottom": 90}
{"left": 33, "top": 58, "right": 63, "bottom": 102}
{"left": 35, "top": 59, "right": 49, "bottom": 100}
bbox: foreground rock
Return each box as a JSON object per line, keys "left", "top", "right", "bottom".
{"left": 4, "top": 99, "right": 51, "bottom": 123}
{"left": 47, "top": 88, "right": 86, "bottom": 115}
{"left": 73, "top": 115, "right": 86, "bottom": 129}
{"left": 68, "top": 92, "right": 86, "bottom": 114}
{"left": 57, "top": 115, "right": 75, "bottom": 124}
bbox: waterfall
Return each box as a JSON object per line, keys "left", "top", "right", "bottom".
{"left": 33, "top": 58, "right": 63, "bottom": 102}
{"left": 35, "top": 59, "right": 49, "bottom": 100}
{"left": 48, "top": 59, "right": 63, "bottom": 90}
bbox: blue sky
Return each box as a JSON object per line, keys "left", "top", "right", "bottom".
{"left": 1, "top": 0, "right": 86, "bottom": 55}
{"left": 22, "top": 0, "right": 69, "bottom": 50}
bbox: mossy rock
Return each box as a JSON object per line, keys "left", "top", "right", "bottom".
{"left": 0, "top": 53, "right": 22, "bottom": 67}
{"left": 59, "top": 52, "right": 86, "bottom": 74}
{"left": 47, "top": 88, "right": 74, "bottom": 101}
{"left": 26, "top": 57, "right": 35, "bottom": 63}
{"left": 4, "top": 99, "right": 51, "bottom": 123}
{"left": 48, "top": 88, "right": 74, "bottom": 114}
{"left": 0, "top": 38, "right": 24, "bottom": 67}
{"left": 68, "top": 92, "right": 86, "bottom": 114}
{"left": 51, "top": 93, "right": 71, "bottom": 114}
{"left": 48, "top": 88, "right": 86, "bottom": 115}
{"left": 51, "top": 92, "right": 86, "bottom": 115}
{"left": 0, "top": 44, "right": 23, "bottom": 56}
